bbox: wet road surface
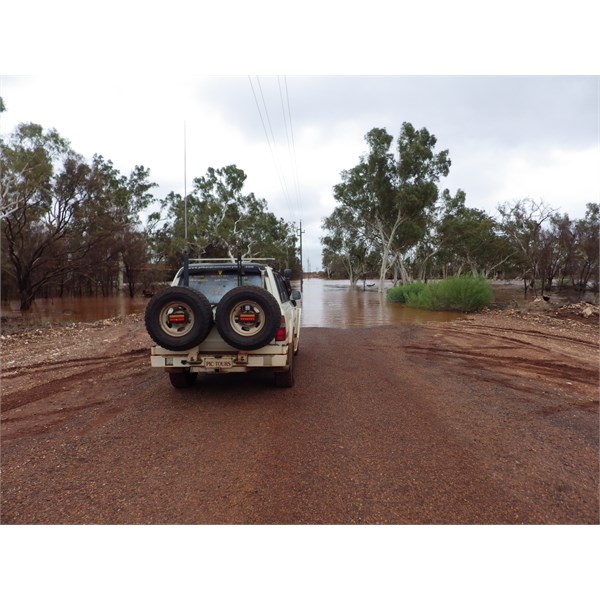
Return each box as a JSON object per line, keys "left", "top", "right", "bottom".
{"left": 1, "top": 315, "right": 597, "bottom": 524}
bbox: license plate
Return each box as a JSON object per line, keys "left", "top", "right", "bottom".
{"left": 203, "top": 357, "right": 233, "bottom": 369}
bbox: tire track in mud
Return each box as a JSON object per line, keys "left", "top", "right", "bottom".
{"left": 539, "top": 401, "right": 598, "bottom": 416}
{"left": 1, "top": 347, "right": 146, "bottom": 379}
{"left": 1, "top": 417, "right": 71, "bottom": 441}
{"left": 453, "top": 323, "right": 598, "bottom": 348}
{"left": 2, "top": 399, "right": 109, "bottom": 423}
{"left": 408, "top": 320, "right": 598, "bottom": 403}
{"left": 1, "top": 348, "right": 147, "bottom": 412}
{"left": 404, "top": 344, "right": 597, "bottom": 385}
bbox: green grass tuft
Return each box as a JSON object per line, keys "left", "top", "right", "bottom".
{"left": 387, "top": 276, "right": 493, "bottom": 312}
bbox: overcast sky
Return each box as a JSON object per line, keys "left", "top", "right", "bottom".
{"left": 1, "top": 75, "right": 597, "bottom": 271}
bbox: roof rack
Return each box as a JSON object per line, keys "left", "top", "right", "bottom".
{"left": 188, "top": 258, "right": 276, "bottom": 265}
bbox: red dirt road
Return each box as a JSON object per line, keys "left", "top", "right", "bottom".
{"left": 1, "top": 311, "right": 598, "bottom": 524}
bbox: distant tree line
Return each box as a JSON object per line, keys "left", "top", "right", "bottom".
{"left": 0, "top": 116, "right": 299, "bottom": 310}
{"left": 322, "top": 124, "right": 599, "bottom": 296}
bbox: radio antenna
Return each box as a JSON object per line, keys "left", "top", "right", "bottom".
{"left": 182, "top": 120, "right": 189, "bottom": 286}
{"left": 184, "top": 120, "right": 188, "bottom": 243}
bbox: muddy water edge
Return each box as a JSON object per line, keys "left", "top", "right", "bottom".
{"left": 1, "top": 278, "right": 596, "bottom": 333}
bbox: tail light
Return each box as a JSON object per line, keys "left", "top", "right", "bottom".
{"left": 275, "top": 315, "right": 287, "bottom": 342}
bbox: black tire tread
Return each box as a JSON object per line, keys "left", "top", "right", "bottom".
{"left": 145, "top": 286, "right": 213, "bottom": 351}
{"left": 274, "top": 345, "right": 295, "bottom": 388}
{"left": 215, "top": 286, "right": 281, "bottom": 351}
{"left": 168, "top": 371, "right": 198, "bottom": 388}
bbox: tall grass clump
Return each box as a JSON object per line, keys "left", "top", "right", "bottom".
{"left": 386, "top": 281, "right": 428, "bottom": 304}
{"left": 387, "top": 276, "right": 493, "bottom": 312}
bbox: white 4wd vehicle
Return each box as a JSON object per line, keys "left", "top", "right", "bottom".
{"left": 145, "top": 258, "right": 301, "bottom": 388}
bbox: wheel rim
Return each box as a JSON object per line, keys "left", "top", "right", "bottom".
{"left": 159, "top": 301, "right": 195, "bottom": 338}
{"left": 229, "top": 300, "right": 266, "bottom": 337}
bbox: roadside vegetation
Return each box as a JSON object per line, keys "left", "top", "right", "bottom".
{"left": 387, "top": 276, "right": 493, "bottom": 312}
{"left": 321, "top": 124, "right": 599, "bottom": 300}
{"left": 0, "top": 102, "right": 298, "bottom": 310}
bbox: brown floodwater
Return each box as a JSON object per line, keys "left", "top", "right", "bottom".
{"left": 1, "top": 279, "right": 460, "bottom": 330}
{"left": 1, "top": 278, "right": 594, "bottom": 331}
{"left": 298, "top": 278, "right": 461, "bottom": 327}
{"left": 297, "top": 278, "right": 595, "bottom": 327}
{"left": 1, "top": 295, "right": 149, "bottom": 330}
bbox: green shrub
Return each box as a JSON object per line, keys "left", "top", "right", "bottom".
{"left": 386, "top": 281, "right": 427, "bottom": 304}
{"left": 387, "top": 276, "right": 493, "bottom": 312}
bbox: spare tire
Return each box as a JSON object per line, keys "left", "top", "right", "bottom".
{"left": 215, "top": 286, "right": 281, "bottom": 350}
{"left": 145, "top": 286, "right": 213, "bottom": 351}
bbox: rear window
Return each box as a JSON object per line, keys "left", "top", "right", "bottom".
{"left": 182, "top": 270, "right": 263, "bottom": 305}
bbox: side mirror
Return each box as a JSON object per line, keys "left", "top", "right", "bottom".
{"left": 291, "top": 290, "right": 302, "bottom": 301}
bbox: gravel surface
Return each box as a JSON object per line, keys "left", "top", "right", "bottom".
{"left": 1, "top": 308, "right": 598, "bottom": 524}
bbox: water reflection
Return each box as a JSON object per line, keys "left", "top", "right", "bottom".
{"left": 6, "top": 278, "right": 588, "bottom": 331}
{"left": 298, "top": 278, "right": 462, "bottom": 328}
{"left": 1, "top": 279, "right": 465, "bottom": 330}
{"left": 1, "top": 295, "right": 149, "bottom": 327}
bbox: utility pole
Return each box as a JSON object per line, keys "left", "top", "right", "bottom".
{"left": 298, "top": 220, "right": 305, "bottom": 290}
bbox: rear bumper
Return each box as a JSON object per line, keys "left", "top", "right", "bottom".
{"left": 150, "top": 344, "right": 289, "bottom": 373}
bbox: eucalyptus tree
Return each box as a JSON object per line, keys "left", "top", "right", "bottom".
{"left": 151, "top": 164, "right": 298, "bottom": 270}
{"left": 498, "top": 198, "right": 557, "bottom": 295}
{"left": 193, "top": 165, "right": 262, "bottom": 258}
{"left": 536, "top": 215, "right": 569, "bottom": 293}
{"left": 572, "top": 202, "right": 599, "bottom": 292}
{"left": 1, "top": 123, "right": 157, "bottom": 306}
{"left": 71, "top": 155, "right": 156, "bottom": 296}
{"left": 321, "top": 205, "right": 378, "bottom": 285}
{"left": 0, "top": 97, "right": 22, "bottom": 220}
{"left": 0, "top": 123, "right": 91, "bottom": 309}
{"left": 329, "top": 124, "right": 451, "bottom": 291}
{"left": 496, "top": 201, "right": 597, "bottom": 295}
{"left": 547, "top": 214, "right": 576, "bottom": 289}
{"left": 435, "top": 189, "right": 514, "bottom": 278}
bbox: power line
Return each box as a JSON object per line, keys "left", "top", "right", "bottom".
{"left": 248, "top": 76, "right": 306, "bottom": 269}
{"left": 277, "top": 75, "right": 298, "bottom": 223}
{"left": 256, "top": 77, "right": 287, "bottom": 199}
{"left": 283, "top": 76, "right": 303, "bottom": 218}
{"left": 248, "top": 76, "right": 293, "bottom": 217}
{"left": 257, "top": 76, "right": 297, "bottom": 223}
